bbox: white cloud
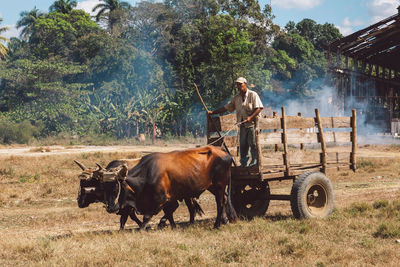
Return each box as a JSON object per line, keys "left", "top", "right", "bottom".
{"left": 271, "top": 0, "right": 322, "bottom": 10}
{"left": 76, "top": 0, "right": 102, "bottom": 16}
{"left": 335, "top": 17, "right": 365, "bottom": 36}
{"left": 367, "top": 0, "right": 400, "bottom": 23}
{"left": 342, "top": 17, "right": 364, "bottom": 27}
{"left": 335, "top": 25, "right": 354, "bottom": 36}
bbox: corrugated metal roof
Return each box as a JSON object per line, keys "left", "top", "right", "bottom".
{"left": 329, "top": 7, "right": 400, "bottom": 71}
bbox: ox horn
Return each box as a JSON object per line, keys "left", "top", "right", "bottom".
{"left": 74, "top": 160, "right": 87, "bottom": 171}
{"left": 96, "top": 163, "right": 104, "bottom": 171}
{"left": 117, "top": 164, "right": 128, "bottom": 180}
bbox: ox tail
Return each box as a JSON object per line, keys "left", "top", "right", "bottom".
{"left": 226, "top": 168, "right": 238, "bottom": 223}
{"left": 192, "top": 199, "right": 205, "bottom": 217}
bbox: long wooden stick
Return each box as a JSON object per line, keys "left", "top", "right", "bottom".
{"left": 194, "top": 83, "right": 209, "bottom": 112}
{"left": 194, "top": 83, "right": 237, "bottom": 167}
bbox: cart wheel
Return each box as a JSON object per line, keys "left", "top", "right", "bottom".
{"left": 232, "top": 182, "right": 270, "bottom": 220}
{"left": 291, "top": 171, "right": 334, "bottom": 219}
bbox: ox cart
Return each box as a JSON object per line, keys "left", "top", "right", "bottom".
{"left": 207, "top": 107, "right": 357, "bottom": 219}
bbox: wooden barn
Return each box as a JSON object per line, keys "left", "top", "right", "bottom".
{"left": 327, "top": 6, "right": 400, "bottom": 135}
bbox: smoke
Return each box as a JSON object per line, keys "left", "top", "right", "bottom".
{"left": 261, "top": 74, "right": 400, "bottom": 145}
{"left": 261, "top": 78, "right": 336, "bottom": 117}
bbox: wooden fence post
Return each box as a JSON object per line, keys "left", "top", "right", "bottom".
{"left": 273, "top": 111, "right": 279, "bottom": 152}
{"left": 255, "top": 120, "right": 262, "bottom": 172}
{"left": 315, "top": 109, "right": 327, "bottom": 173}
{"left": 351, "top": 109, "right": 357, "bottom": 171}
{"left": 298, "top": 112, "right": 305, "bottom": 151}
{"left": 281, "top": 107, "right": 290, "bottom": 176}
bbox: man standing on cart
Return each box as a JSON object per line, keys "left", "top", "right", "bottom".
{"left": 207, "top": 77, "right": 263, "bottom": 167}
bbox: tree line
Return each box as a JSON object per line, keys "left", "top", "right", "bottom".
{"left": 0, "top": 0, "right": 342, "bottom": 143}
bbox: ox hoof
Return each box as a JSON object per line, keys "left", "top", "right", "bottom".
{"left": 158, "top": 221, "right": 168, "bottom": 229}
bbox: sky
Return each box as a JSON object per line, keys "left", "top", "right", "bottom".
{"left": 1, "top": 0, "right": 400, "bottom": 40}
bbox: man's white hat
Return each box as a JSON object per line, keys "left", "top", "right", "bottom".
{"left": 236, "top": 77, "right": 247, "bottom": 84}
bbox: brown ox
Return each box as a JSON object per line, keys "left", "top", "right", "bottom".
{"left": 101, "top": 145, "right": 238, "bottom": 229}
{"left": 74, "top": 159, "right": 203, "bottom": 230}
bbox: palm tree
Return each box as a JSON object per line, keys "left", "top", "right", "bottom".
{"left": 0, "top": 17, "right": 9, "bottom": 59}
{"left": 16, "top": 7, "right": 45, "bottom": 41}
{"left": 49, "top": 0, "right": 77, "bottom": 14}
{"left": 92, "top": 0, "right": 131, "bottom": 33}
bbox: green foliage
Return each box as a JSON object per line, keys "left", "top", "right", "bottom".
{"left": 0, "top": 118, "right": 41, "bottom": 144}
{"left": 0, "top": 17, "right": 9, "bottom": 59}
{"left": 6, "top": 98, "right": 100, "bottom": 137}
{"left": 0, "top": 1, "right": 339, "bottom": 141}
{"left": 30, "top": 10, "right": 100, "bottom": 58}
{"left": 16, "top": 7, "right": 46, "bottom": 40}
{"left": 0, "top": 57, "right": 91, "bottom": 109}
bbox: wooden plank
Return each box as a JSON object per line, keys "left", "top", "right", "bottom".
{"left": 288, "top": 152, "right": 320, "bottom": 165}
{"left": 320, "top": 117, "right": 352, "bottom": 128}
{"left": 324, "top": 132, "right": 352, "bottom": 143}
{"left": 258, "top": 131, "right": 351, "bottom": 145}
{"left": 286, "top": 117, "right": 316, "bottom": 129}
{"left": 287, "top": 131, "right": 318, "bottom": 144}
{"left": 207, "top": 116, "right": 221, "bottom": 133}
{"left": 219, "top": 113, "right": 237, "bottom": 131}
{"left": 285, "top": 151, "right": 351, "bottom": 165}
{"left": 262, "top": 172, "right": 286, "bottom": 179}
{"left": 259, "top": 132, "right": 282, "bottom": 145}
{"left": 208, "top": 113, "right": 236, "bottom": 132}
{"left": 258, "top": 117, "right": 281, "bottom": 130}
{"left": 252, "top": 115, "right": 351, "bottom": 130}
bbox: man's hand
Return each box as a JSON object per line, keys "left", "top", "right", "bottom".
{"left": 207, "top": 110, "right": 213, "bottom": 117}
{"left": 243, "top": 117, "right": 252, "bottom": 123}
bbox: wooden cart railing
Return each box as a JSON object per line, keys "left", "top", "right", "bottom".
{"left": 207, "top": 107, "right": 357, "bottom": 182}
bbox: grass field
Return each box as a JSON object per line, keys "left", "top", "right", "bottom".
{"left": 1, "top": 144, "right": 400, "bottom": 266}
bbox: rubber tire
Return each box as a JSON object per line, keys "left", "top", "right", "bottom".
{"left": 291, "top": 171, "right": 334, "bottom": 219}
{"left": 232, "top": 182, "right": 270, "bottom": 220}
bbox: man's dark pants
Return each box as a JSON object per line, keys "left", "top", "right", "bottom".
{"left": 240, "top": 125, "right": 257, "bottom": 166}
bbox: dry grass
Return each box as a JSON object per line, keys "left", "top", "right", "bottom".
{"left": 1, "top": 145, "right": 400, "bottom": 266}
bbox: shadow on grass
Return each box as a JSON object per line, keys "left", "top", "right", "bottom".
{"left": 50, "top": 217, "right": 219, "bottom": 240}
{"left": 50, "top": 213, "right": 293, "bottom": 240}
{"left": 264, "top": 213, "right": 293, "bottom": 221}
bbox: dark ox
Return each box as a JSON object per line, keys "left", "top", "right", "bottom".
{"left": 75, "top": 159, "right": 203, "bottom": 230}
{"left": 101, "top": 145, "right": 238, "bottom": 229}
